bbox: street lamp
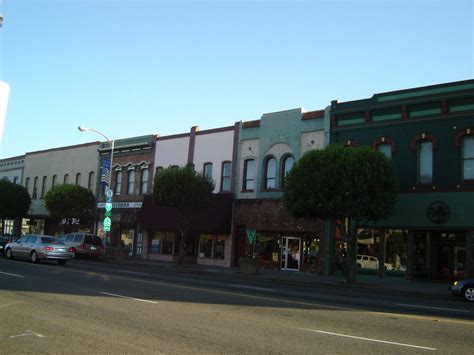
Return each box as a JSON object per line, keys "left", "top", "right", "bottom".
{"left": 78, "top": 126, "right": 114, "bottom": 253}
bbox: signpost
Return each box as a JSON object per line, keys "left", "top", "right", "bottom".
{"left": 104, "top": 187, "right": 113, "bottom": 232}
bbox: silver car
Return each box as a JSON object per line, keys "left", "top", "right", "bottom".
{"left": 59, "top": 233, "right": 104, "bottom": 259}
{"left": 4, "top": 234, "right": 73, "bottom": 265}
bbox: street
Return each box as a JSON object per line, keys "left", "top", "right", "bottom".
{"left": 1, "top": 257, "right": 473, "bottom": 354}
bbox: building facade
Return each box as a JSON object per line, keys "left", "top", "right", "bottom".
{"left": 329, "top": 79, "right": 474, "bottom": 280}
{"left": 0, "top": 155, "right": 25, "bottom": 235}
{"left": 139, "top": 125, "right": 236, "bottom": 267}
{"left": 232, "top": 108, "right": 330, "bottom": 273}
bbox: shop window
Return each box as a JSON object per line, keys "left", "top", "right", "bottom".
{"left": 243, "top": 159, "right": 255, "bottom": 191}
{"left": 140, "top": 167, "right": 149, "bottom": 194}
{"left": 220, "top": 161, "right": 231, "bottom": 192}
{"left": 255, "top": 234, "right": 280, "bottom": 265}
{"left": 198, "top": 234, "right": 226, "bottom": 259}
{"left": 462, "top": 136, "right": 474, "bottom": 180}
{"left": 75, "top": 173, "right": 81, "bottom": 186}
{"left": 114, "top": 171, "right": 122, "bottom": 195}
{"left": 41, "top": 176, "right": 47, "bottom": 198}
{"left": 127, "top": 169, "right": 135, "bottom": 195}
{"left": 150, "top": 232, "right": 175, "bottom": 255}
{"left": 88, "top": 172, "right": 94, "bottom": 191}
{"left": 418, "top": 140, "right": 433, "bottom": 183}
{"left": 203, "top": 162, "right": 213, "bottom": 181}
{"left": 281, "top": 155, "right": 295, "bottom": 189}
{"left": 264, "top": 157, "right": 277, "bottom": 190}
{"left": 52, "top": 175, "right": 57, "bottom": 189}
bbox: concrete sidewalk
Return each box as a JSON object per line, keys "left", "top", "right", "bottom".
{"left": 101, "top": 257, "right": 450, "bottom": 298}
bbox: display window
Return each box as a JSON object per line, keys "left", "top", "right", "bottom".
{"left": 198, "top": 234, "right": 227, "bottom": 259}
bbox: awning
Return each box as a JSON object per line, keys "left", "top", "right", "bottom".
{"left": 138, "top": 194, "right": 233, "bottom": 235}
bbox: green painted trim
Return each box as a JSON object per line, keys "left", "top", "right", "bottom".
{"left": 378, "top": 83, "right": 474, "bottom": 102}
{"left": 409, "top": 108, "right": 441, "bottom": 118}
{"left": 337, "top": 118, "right": 365, "bottom": 126}
{"left": 372, "top": 112, "right": 402, "bottom": 122}
{"left": 449, "top": 103, "right": 474, "bottom": 113}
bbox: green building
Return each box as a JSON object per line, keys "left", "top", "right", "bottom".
{"left": 330, "top": 79, "right": 474, "bottom": 280}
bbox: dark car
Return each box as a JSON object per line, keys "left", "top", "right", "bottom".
{"left": 59, "top": 233, "right": 104, "bottom": 259}
{"left": 449, "top": 278, "right": 474, "bottom": 302}
{"left": 0, "top": 234, "right": 15, "bottom": 255}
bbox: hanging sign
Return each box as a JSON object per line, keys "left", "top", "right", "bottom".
{"left": 246, "top": 229, "right": 256, "bottom": 244}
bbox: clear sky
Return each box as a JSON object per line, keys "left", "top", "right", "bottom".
{"left": 0, "top": 0, "right": 472, "bottom": 158}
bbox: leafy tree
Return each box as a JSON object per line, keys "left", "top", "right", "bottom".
{"left": 0, "top": 179, "right": 31, "bottom": 234}
{"left": 153, "top": 165, "right": 214, "bottom": 266}
{"left": 45, "top": 184, "right": 96, "bottom": 232}
{"left": 284, "top": 144, "right": 398, "bottom": 284}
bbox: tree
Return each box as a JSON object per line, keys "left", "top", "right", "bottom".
{"left": 153, "top": 165, "right": 214, "bottom": 266}
{"left": 0, "top": 179, "right": 31, "bottom": 234}
{"left": 284, "top": 144, "right": 398, "bottom": 284}
{"left": 45, "top": 184, "right": 96, "bottom": 233}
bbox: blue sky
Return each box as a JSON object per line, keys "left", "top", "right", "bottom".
{"left": 0, "top": 0, "right": 472, "bottom": 158}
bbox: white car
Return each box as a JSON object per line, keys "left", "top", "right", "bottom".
{"left": 357, "top": 254, "right": 393, "bottom": 270}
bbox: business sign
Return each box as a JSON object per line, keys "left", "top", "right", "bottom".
{"left": 246, "top": 229, "right": 256, "bottom": 244}
{"left": 98, "top": 202, "right": 143, "bottom": 209}
{"left": 103, "top": 217, "right": 111, "bottom": 232}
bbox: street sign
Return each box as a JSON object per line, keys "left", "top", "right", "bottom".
{"left": 105, "top": 188, "right": 113, "bottom": 199}
{"left": 104, "top": 217, "right": 111, "bottom": 232}
{"left": 246, "top": 229, "right": 256, "bottom": 244}
{"left": 104, "top": 211, "right": 112, "bottom": 218}
{"left": 105, "top": 202, "right": 113, "bottom": 212}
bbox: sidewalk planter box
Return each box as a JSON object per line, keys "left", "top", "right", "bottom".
{"left": 106, "top": 247, "right": 129, "bottom": 260}
{"left": 239, "top": 257, "right": 262, "bottom": 275}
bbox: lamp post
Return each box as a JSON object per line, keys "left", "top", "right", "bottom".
{"left": 78, "top": 126, "right": 114, "bottom": 254}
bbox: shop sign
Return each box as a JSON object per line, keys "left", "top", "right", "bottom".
{"left": 97, "top": 202, "right": 143, "bottom": 209}
{"left": 246, "top": 229, "right": 256, "bottom": 244}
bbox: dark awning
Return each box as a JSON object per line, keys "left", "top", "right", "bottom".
{"left": 138, "top": 194, "right": 233, "bottom": 235}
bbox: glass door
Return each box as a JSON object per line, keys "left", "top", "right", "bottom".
{"left": 281, "top": 236, "right": 301, "bottom": 271}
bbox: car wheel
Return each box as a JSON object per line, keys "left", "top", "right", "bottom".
{"left": 462, "top": 285, "right": 474, "bottom": 302}
{"left": 57, "top": 260, "right": 67, "bottom": 266}
{"left": 30, "top": 251, "right": 39, "bottom": 264}
{"left": 5, "top": 248, "right": 13, "bottom": 259}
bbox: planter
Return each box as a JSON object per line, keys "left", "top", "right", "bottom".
{"left": 238, "top": 257, "right": 262, "bottom": 275}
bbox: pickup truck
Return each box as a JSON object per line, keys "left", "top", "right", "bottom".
{"left": 357, "top": 254, "right": 393, "bottom": 270}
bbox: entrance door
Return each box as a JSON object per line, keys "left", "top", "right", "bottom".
{"left": 281, "top": 237, "right": 301, "bottom": 271}
{"left": 454, "top": 247, "right": 465, "bottom": 278}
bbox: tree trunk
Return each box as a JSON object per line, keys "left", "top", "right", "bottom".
{"left": 345, "top": 220, "right": 359, "bottom": 285}
{"left": 176, "top": 216, "right": 188, "bottom": 266}
{"left": 377, "top": 231, "right": 386, "bottom": 278}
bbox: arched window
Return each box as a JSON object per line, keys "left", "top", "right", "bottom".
{"left": 64, "top": 174, "right": 69, "bottom": 184}
{"left": 127, "top": 169, "right": 136, "bottom": 195}
{"left": 25, "top": 177, "right": 30, "bottom": 195}
{"left": 115, "top": 171, "right": 122, "bottom": 195}
{"left": 88, "top": 172, "right": 95, "bottom": 191}
{"left": 281, "top": 155, "right": 295, "bottom": 189}
{"left": 220, "top": 161, "right": 231, "bottom": 192}
{"left": 75, "top": 173, "right": 82, "bottom": 186}
{"left": 203, "top": 162, "right": 213, "bottom": 180}
{"left": 41, "top": 176, "right": 47, "bottom": 198}
{"left": 52, "top": 175, "right": 57, "bottom": 188}
{"left": 33, "top": 177, "right": 39, "bottom": 199}
{"left": 140, "top": 167, "right": 149, "bottom": 194}
{"left": 463, "top": 136, "right": 474, "bottom": 180}
{"left": 418, "top": 141, "right": 433, "bottom": 184}
{"left": 264, "top": 157, "right": 277, "bottom": 190}
{"left": 377, "top": 143, "right": 392, "bottom": 160}
{"left": 243, "top": 159, "right": 255, "bottom": 191}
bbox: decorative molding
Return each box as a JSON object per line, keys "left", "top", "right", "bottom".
{"left": 410, "top": 133, "right": 438, "bottom": 151}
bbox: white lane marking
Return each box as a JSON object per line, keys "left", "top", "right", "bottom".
{"left": 228, "top": 284, "right": 277, "bottom": 292}
{"left": 0, "top": 271, "right": 24, "bottom": 278}
{"left": 99, "top": 291, "right": 158, "bottom": 304}
{"left": 299, "top": 328, "right": 437, "bottom": 351}
{"left": 396, "top": 303, "right": 471, "bottom": 313}
{"left": 118, "top": 270, "right": 151, "bottom": 276}
{"left": 10, "top": 330, "right": 45, "bottom": 338}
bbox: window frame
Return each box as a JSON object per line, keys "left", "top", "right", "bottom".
{"left": 242, "top": 158, "right": 255, "bottom": 192}
{"left": 280, "top": 155, "right": 295, "bottom": 189}
{"left": 88, "top": 171, "right": 95, "bottom": 191}
{"left": 203, "top": 162, "right": 213, "bottom": 181}
{"left": 140, "top": 167, "right": 149, "bottom": 194}
{"left": 114, "top": 170, "right": 122, "bottom": 195}
{"left": 220, "top": 161, "right": 232, "bottom": 192}
{"left": 417, "top": 140, "right": 433, "bottom": 184}
{"left": 75, "top": 172, "right": 82, "bottom": 186}
{"left": 52, "top": 175, "right": 57, "bottom": 189}
{"left": 127, "top": 168, "right": 136, "bottom": 195}
{"left": 462, "top": 135, "right": 474, "bottom": 181}
{"left": 263, "top": 156, "right": 277, "bottom": 191}
{"left": 41, "top": 176, "right": 47, "bottom": 198}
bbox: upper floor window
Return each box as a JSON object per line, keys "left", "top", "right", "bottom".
{"left": 281, "top": 155, "right": 295, "bottom": 189}
{"left": 115, "top": 171, "right": 122, "bottom": 195}
{"left": 75, "top": 173, "right": 82, "bottom": 186}
{"left": 52, "top": 175, "right": 57, "bottom": 188}
{"left": 264, "top": 157, "right": 277, "bottom": 190}
{"left": 463, "top": 136, "right": 474, "bottom": 180}
{"left": 243, "top": 159, "right": 255, "bottom": 191}
{"left": 221, "top": 161, "right": 231, "bottom": 192}
{"left": 88, "top": 172, "right": 95, "bottom": 191}
{"left": 13, "top": 176, "right": 19, "bottom": 184}
{"left": 33, "top": 177, "right": 38, "bottom": 199}
{"left": 377, "top": 143, "right": 392, "bottom": 160}
{"left": 203, "top": 163, "right": 213, "bottom": 181}
{"left": 140, "top": 168, "right": 149, "bottom": 194}
{"left": 127, "top": 169, "right": 136, "bottom": 195}
{"left": 41, "top": 176, "right": 47, "bottom": 198}
{"left": 64, "top": 174, "right": 69, "bottom": 184}
{"left": 25, "top": 177, "right": 30, "bottom": 194}
{"left": 418, "top": 141, "right": 433, "bottom": 184}
{"left": 155, "top": 166, "right": 163, "bottom": 177}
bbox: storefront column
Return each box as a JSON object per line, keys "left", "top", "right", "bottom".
{"left": 377, "top": 231, "right": 386, "bottom": 278}
{"left": 323, "top": 221, "right": 335, "bottom": 276}
{"left": 467, "top": 231, "right": 474, "bottom": 277}
{"left": 406, "top": 231, "right": 414, "bottom": 280}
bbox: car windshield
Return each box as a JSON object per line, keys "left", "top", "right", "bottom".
{"left": 41, "top": 237, "right": 63, "bottom": 245}
{"left": 85, "top": 235, "right": 103, "bottom": 246}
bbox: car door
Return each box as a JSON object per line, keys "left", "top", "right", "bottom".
{"left": 11, "top": 235, "right": 29, "bottom": 258}
{"left": 24, "top": 235, "right": 38, "bottom": 258}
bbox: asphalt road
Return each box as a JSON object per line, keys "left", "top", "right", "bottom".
{"left": 1, "top": 257, "right": 473, "bottom": 354}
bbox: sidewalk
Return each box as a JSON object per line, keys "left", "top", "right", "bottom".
{"left": 101, "top": 257, "right": 450, "bottom": 299}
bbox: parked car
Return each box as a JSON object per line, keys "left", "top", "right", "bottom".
{"left": 4, "top": 234, "right": 73, "bottom": 265}
{"left": 450, "top": 278, "right": 474, "bottom": 302}
{"left": 59, "top": 233, "right": 104, "bottom": 259}
{"left": 0, "top": 234, "right": 15, "bottom": 254}
{"left": 356, "top": 254, "right": 393, "bottom": 270}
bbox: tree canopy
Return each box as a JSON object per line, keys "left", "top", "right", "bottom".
{"left": 0, "top": 179, "right": 31, "bottom": 219}
{"left": 44, "top": 184, "right": 96, "bottom": 223}
{"left": 284, "top": 144, "right": 398, "bottom": 283}
{"left": 153, "top": 165, "right": 214, "bottom": 265}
